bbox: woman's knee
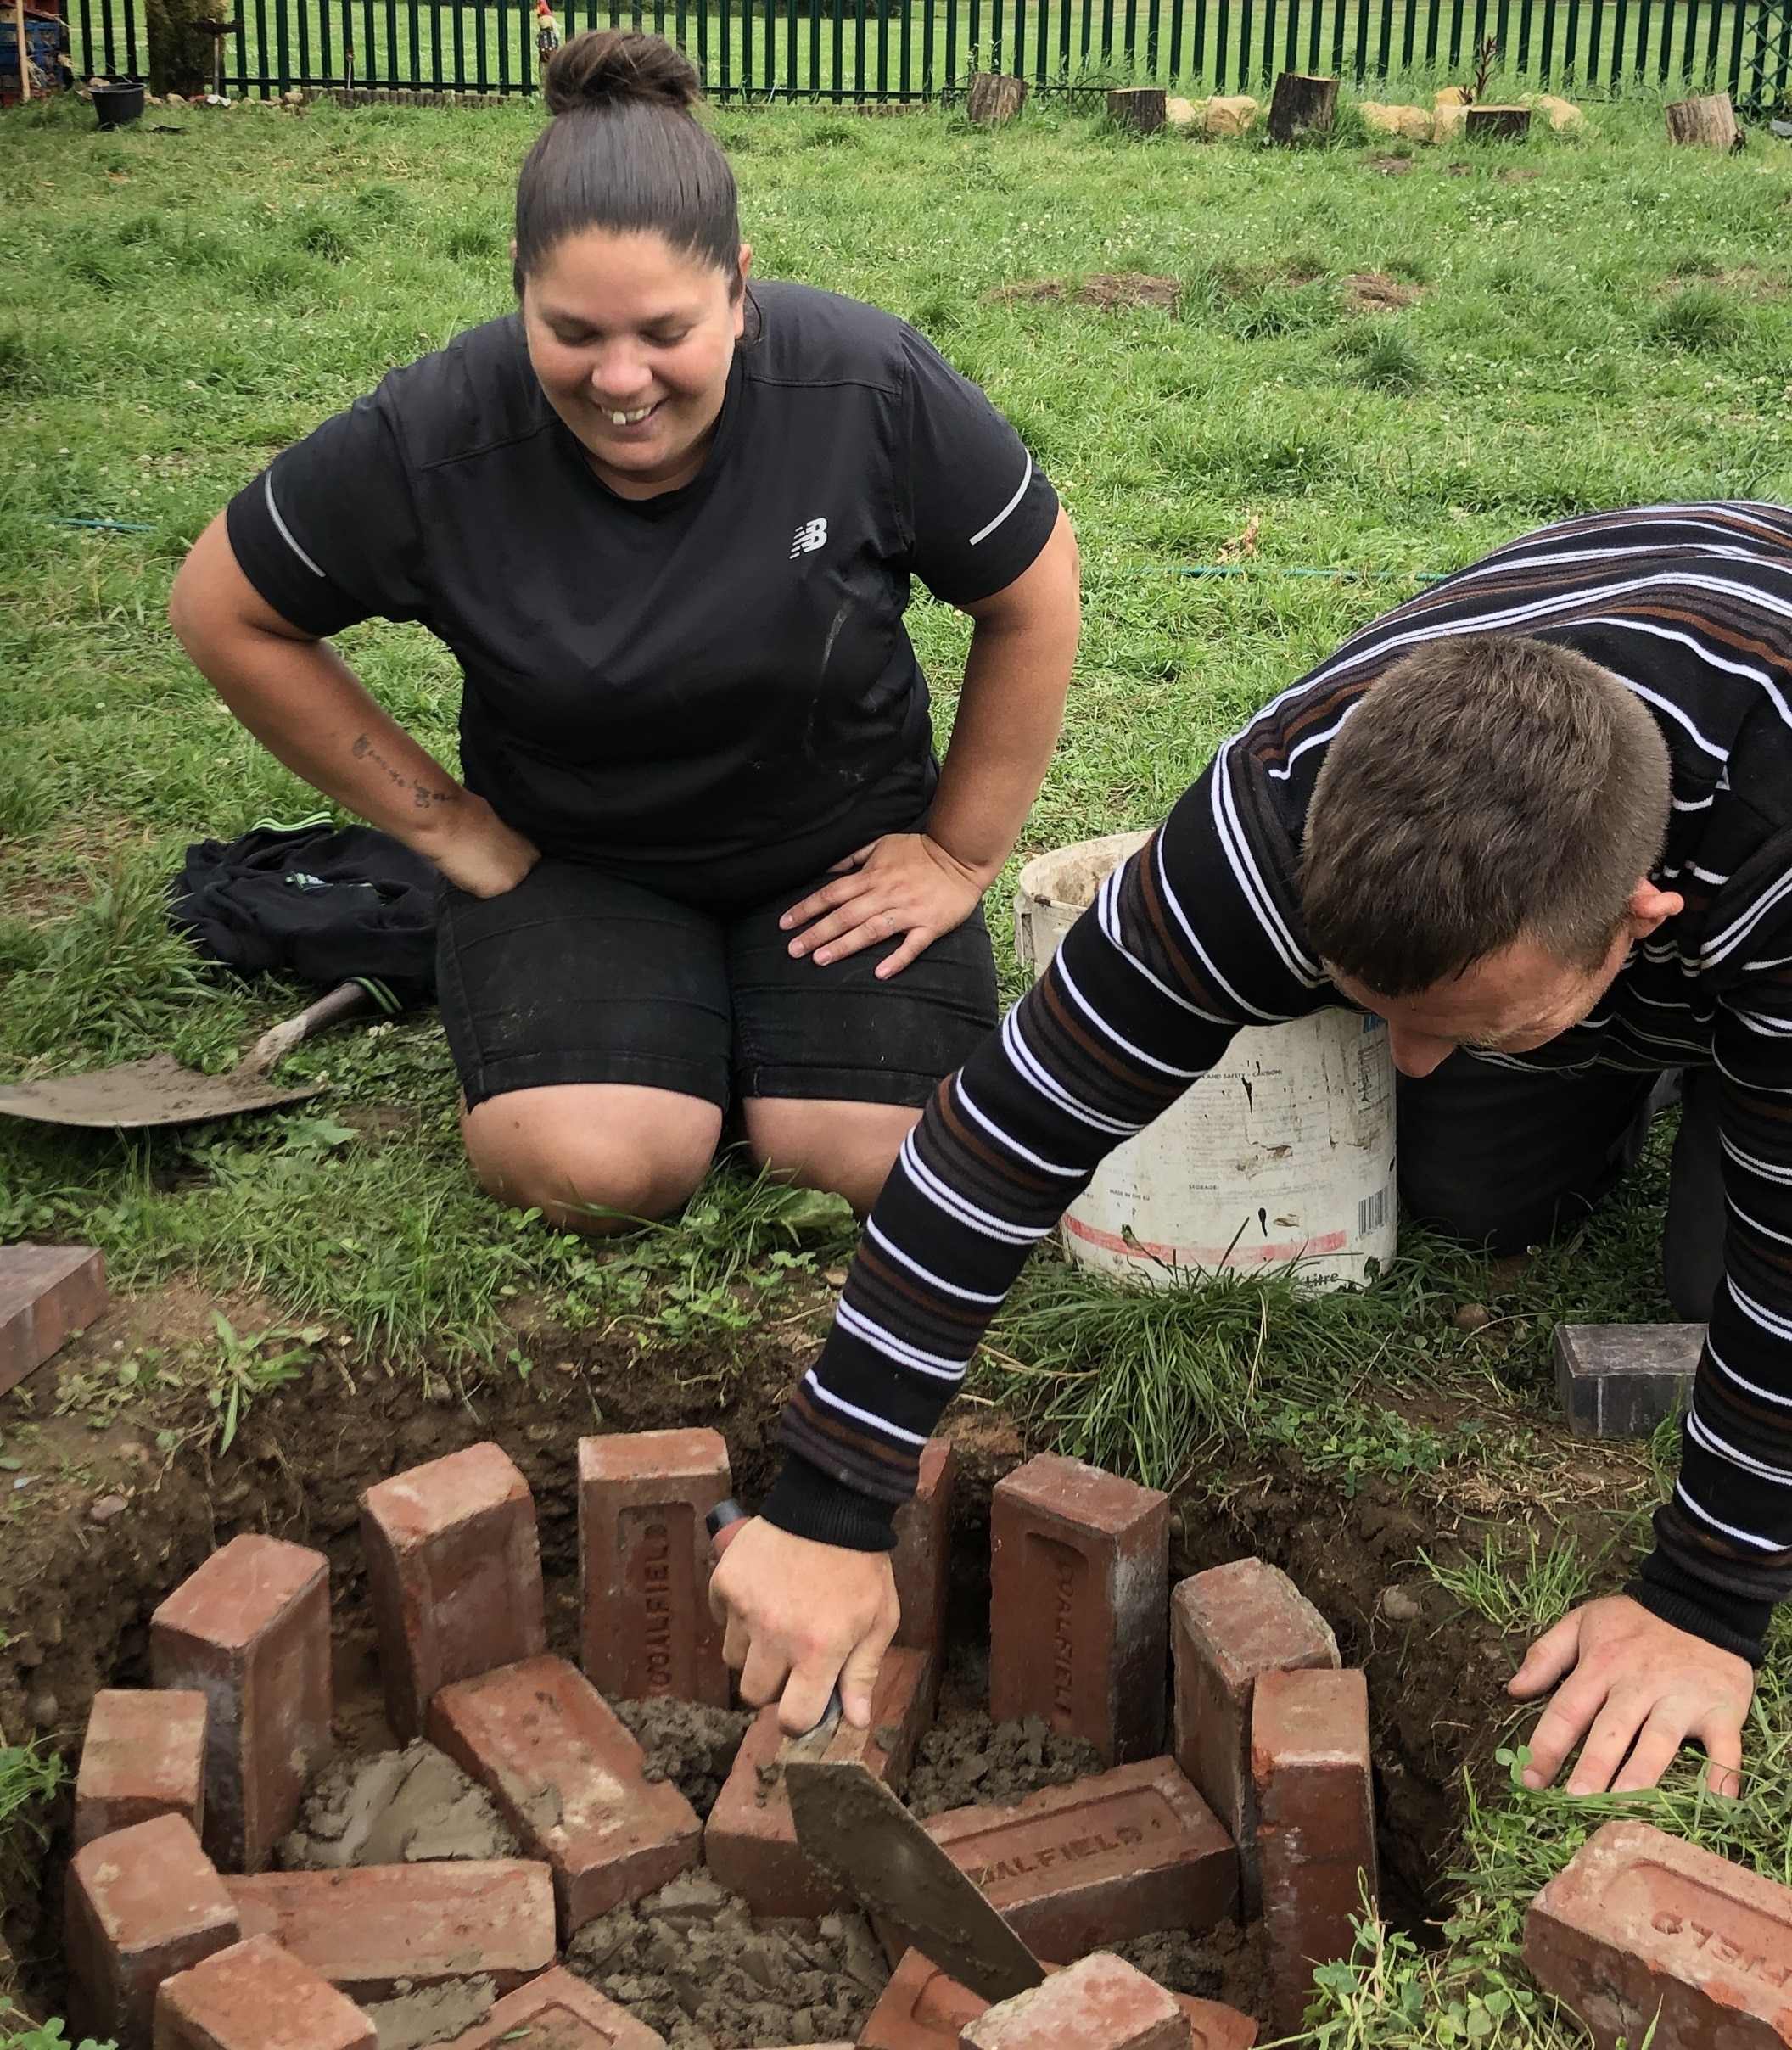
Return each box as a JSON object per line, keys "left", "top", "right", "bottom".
{"left": 462, "top": 1084, "right": 721, "bottom": 1230}
{"left": 742, "top": 1097, "right": 921, "bottom": 1213}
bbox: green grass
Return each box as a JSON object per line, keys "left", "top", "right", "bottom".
{"left": 3, "top": 81, "right": 1792, "bottom": 2045}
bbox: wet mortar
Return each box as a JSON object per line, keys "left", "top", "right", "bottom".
{"left": 0, "top": 1294, "right": 1540, "bottom": 2039}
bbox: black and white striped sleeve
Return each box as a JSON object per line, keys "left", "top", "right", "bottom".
{"left": 225, "top": 395, "right": 427, "bottom": 637}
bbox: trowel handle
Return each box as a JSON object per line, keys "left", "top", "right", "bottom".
{"left": 706, "top": 1498, "right": 843, "bottom": 1739}
{"left": 240, "top": 981, "right": 375, "bottom": 1079}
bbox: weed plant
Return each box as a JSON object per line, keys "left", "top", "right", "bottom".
{"left": 1, "top": 85, "right": 1790, "bottom": 2045}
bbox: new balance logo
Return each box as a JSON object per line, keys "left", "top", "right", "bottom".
{"left": 790, "top": 517, "right": 829, "bottom": 558}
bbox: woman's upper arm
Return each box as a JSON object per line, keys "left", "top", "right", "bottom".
{"left": 960, "top": 505, "right": 1081, "bottom": 632}
{"left": 170, "top": 513, "right": 319, "bottom": 650}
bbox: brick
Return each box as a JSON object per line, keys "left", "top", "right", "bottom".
{"left": 703, "top": 1644, "right": 933, "bottom": 1919}
{"left": 152, "top": 1934, "right": 375, "bottom": 2050}
{"left": 989, "top": 1454, "right": 1169, "bottom": 1765}
{"left": 1171, "top": 1560, "right": 1339, "bottom": 1918}
{"left": 223, "top": 1861, "right": 556, "bottom": 2001}
{"left": 427, "top": 1653, "right": 701, "bottom": 1936}
{"left": 913, "top": 1757, "right": 1236, "bottom": 1964}
{"left": 1523, "top": 1817, "right": 1792, "bottom": 2047}
{"left": 64, "top": 1813, "right": 241, "bottom": 2050}
{"left": 893, "top": 1438, "right": 957, "bottom": 1672}
{"left": 1554, "top": 1323, "right": 1702, "bottom": 1439}
{"left": 960, "top": 1952, "right": 1187, "bottom": 2050}
{"left": 360, "top": 1442, "right": 547, "bottom": 1741}
{"left": 76, "top": 1690, "right": 210, "bottom": 1850}
{"left": 436, "top": 1965, "right": 665, "bottom": 2048}
{"left": 0, "top": 1243, "right": 107, "bottom": 1395}
{"left": 149, "top": 1535, "right": 333, "bottom": 1873}
{"left": 578, "top": 1429, "right": 730, "bottom": 1706}
{"left": 862, "top": 1952, "right": 1257, "bottom": 2050}
{"left": 1251, "top": 1667, "right": 1376, "bottom": 2035}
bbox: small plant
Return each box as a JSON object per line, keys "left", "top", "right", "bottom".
{"left": 204, "top": 1312, "right": 325, "bottom": 1453}
{"left": 1649, "top": 283, "right": 1743, "bottom": 353}
{"left": 0, "top": 2013, "right": 114, "bottom": 2050}
{"left": 1344, "top": 323, "right": 1428, "bottom": 391}
{"left": 1420, "top": 1529, "right": 1596, "bottom": 1634}
{"left": 1460, "top": 34, "right": 1499, "bottom": 104}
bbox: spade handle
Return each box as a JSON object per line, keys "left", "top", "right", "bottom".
{"left": 240, "top": 981, "right": 375, "bottom": 1079}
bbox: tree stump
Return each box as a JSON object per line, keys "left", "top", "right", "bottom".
{"left": 1267, "top": 70, "right": 1338, "bottom": 143}
{"left": 966, "top": 70, "right": 1027, "bottom": 125}
{"left": 1465, "top": 102, "right": 1531, "bottom": 140}
{"left": 1107, "top": 85, "right": 1166, "bottom": 134}
{"left": 145, "top": 0, "right": 214, "bottom": 97}
{"left": 1666, "top": 90, "right": 1742, "bottom": 149}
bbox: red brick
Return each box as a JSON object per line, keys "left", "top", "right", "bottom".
{"left": 436, "top": 1965, "right": 666, "bottom": 2048}
{"left": 861, "top": 1952, "right": 1257, "bottom": 2050}
{"left": 223, "top": 1861, "right": 555, "bottom": 2001}
{"left": 989, "top": 1454, "right": 1168, "bottom": 1764}
{"left": 703, "top": 1644, "right": 933, "bottom": 1918}
{"left": 1250, "top": 1667, "right": 1376, "bottom": 2034}
{"left": 1523, "top": 1817, "right": 1792, "bottom": 2047}
{"left": 0, "top": 1243, "right": 107, "bottom": 1396}
{"left": 1171, "top": 1560, "right": 1338, "bottom": 1918}
{"left": 960, "top": 1952, "right": 1189, "bottom": 2050}
{"left": 64, "top": 1813, "right": 240, "bottom": 2050}
{"left": 360, "top": 1442, "right": 547, "bottom": 1741}
{"left": 152, "top": 1934, "right": 376, "bottom": 2050}
{"left": 578, "top": 1429, "right": 731, "bottom": 1706}
{"left": 149, "top": 1535, "right": 333, "bottom": 1873}
{"left": 76, "top": 1690, "right": 210, "bottom": 1851}
{"left": 913, "top": 1757, "right": 1236, "bottom": 1964}
{"left": 893, "top": 1438, "right": 957, "bottom": 1671}
{"left": 427, "top": 1653, "right": 700, "bottom": 1936}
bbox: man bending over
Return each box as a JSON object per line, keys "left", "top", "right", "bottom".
{"left": 714, "top": 500, "right": 1792, "bottom": 1799}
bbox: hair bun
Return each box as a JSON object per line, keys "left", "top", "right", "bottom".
{"left": 543, "top": 29, "right": 702, "bottom": 115}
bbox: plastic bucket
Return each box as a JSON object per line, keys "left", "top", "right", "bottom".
{"left": 92, "top": 81, "right": 145, "bottom": 127}
{"left": 1014, "top": 832, "right": 1397, "bottom": 1291}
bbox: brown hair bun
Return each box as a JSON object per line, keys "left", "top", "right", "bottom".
{"left": 542, "top": 28, "right": 701, "bottom": 115}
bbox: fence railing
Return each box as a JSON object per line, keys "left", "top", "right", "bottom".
{"left": 63, "top": 0, "right": 1789, "bottom": 108}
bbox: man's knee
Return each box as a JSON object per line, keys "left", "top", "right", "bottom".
{"left": 742, "top": 1098, "right": 919, "bottom": 1212}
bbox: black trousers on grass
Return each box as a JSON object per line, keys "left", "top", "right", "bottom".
{"left": 1396, "top": 1054, "right": 1724, "bottom": 1320}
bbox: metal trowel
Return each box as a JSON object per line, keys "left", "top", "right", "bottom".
{"left": 0, "top": 981, "right": 372, "bottom": 1130}
{"left": 784, "top": 1747, "right": 1047, "bottom": 2003}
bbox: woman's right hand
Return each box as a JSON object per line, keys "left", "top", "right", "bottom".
{"left": 427, "top": 795, "right": 543, "bottom": 899}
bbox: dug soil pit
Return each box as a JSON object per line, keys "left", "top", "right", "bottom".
{"left": 994, "top": 272, "right": 1183, "bottom": 311}
{"left": 1343, "top": 271, "right": 1428, "bottom": 314}
{"left": 0, "top": 1280, "right": 1651, "bottom": 2041}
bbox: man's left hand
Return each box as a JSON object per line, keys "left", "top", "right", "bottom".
{"left": 1508, "top": 1593, "right": 1753, "bottom": 1796}
{"left": 781, "top": 834, "right": 985, "bottom": 979}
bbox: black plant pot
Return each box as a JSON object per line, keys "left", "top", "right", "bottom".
{"left": 92, "top": 81, "right": 145, "bottom": 127}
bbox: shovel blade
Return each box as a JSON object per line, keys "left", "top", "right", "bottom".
{"left": 784, "top": 1757, "right": 1045, "bottom": 2005}
{"left": 0, "top": 1055, "right": 322, "bottom": 1129}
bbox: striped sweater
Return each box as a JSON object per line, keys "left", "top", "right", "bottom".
{"left": 761, "top": 501, "right": 1792, "bottom": 1661}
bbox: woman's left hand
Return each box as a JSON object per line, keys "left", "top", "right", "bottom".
{"left": 781, "top": 833, "right": 986, "bottom": 978}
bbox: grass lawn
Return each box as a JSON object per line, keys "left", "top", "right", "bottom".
{"left": 3, "top": 79, "right": 1792, "bottom": 2046}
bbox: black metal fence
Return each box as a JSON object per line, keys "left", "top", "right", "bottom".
{"left": 64, "top": 0, "right": 1789, "bottom": 107}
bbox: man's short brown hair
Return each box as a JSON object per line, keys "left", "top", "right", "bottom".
{"left": 1298, "top": 635, "right": 1672, "bottom": 995}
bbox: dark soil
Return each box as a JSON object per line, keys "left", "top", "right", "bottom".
{"left": 905, "top": 1711, "right": 1104, "bottom": 1818}
{"left": 609, "top": 1698, "right": 754, "bottom": 1821}
{"left": 568, "top": 1874, "right": 888, "bottom": 2047}
{"left": 0, "top": 1274, "right": 1646, "bottom": 2031}
{"left": 994, "top": 272, "right": 1183, "bottom": 312}
{"left": 1344, "top": 271, "right": 1428, "bottom": 314}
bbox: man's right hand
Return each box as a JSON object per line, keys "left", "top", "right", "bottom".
{"left": 426, "top": 795, "right": 541, "bottom": 899}
{"left": 708, "top": 1517, "right": 899, "bottom": 1734}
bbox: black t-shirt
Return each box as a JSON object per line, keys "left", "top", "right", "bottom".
{"left": 225, "top": 282, "right": 1061, "bottom": 909}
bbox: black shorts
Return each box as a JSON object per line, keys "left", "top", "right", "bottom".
{"left": 437, "top": 856, "right": 1000, "bottom": 1114}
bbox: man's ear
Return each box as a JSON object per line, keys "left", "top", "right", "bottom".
{"left": 1625, "top": 877, "right": 1684, "bottom": 940}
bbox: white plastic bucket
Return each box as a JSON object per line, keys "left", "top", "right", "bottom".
{"left": 1013, "top": 832, "right": 1397, "bottom": 1291}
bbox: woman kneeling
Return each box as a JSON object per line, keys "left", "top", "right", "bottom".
{"left": 170, "top": 31, "right": 1079, "bottom": 1227}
